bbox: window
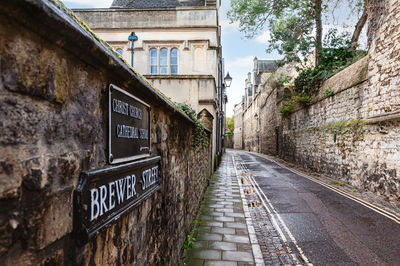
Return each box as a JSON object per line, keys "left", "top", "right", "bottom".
{"left": 116, "top": 48, "right": 123, "bottom": 56}
{"left": 150, "top": 49, "right": 158, "bottom": 74}
{"left": 160, "top": 48, "right": 168, "bottom": 75}
{"left": 170, "top": 48, "right": 178, "bottom": 75}
{"left": 149, "top": 47, "right": 179, "bottom": 75}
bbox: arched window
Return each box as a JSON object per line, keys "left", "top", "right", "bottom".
{"left": 160, "top": 48, "right": 168, "bottom": 75}
{"left": 170, "top": 48, "right": 178, "bottom": 75}
{"left": 150, "top": 49, "right": 158, "bottom": 74}
{"left": 116, "top": 48, "right": 123, "bottom": 56}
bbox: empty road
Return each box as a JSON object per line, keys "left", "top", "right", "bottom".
{"left": 230, "top": 149, "right": 400, "bottom": 265}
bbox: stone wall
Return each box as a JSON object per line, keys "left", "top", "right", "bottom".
{"left": 258, "top": 83, "right": 280, "bottom": 156}
{"left": 243, "top": 94, "right": 259, "bottom": 152}
{"left": 233, "top": 104, "right": 243, "bottom": 149}
{"left": 239, "top": 0, "right": 400, "bottom": 199}
{"left": 0, "top": 0, "right": 211, "bottom": 265}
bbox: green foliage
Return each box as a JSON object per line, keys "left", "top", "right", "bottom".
{"left": 323, "top": 119, "right": 366, "bottom": 134}
{"left": 294, "top": 67, "right": 324, "bottom": 95}
{"left": 331, "top": 181, "right": 345, "bottom": 187}
{"left": 177, "top": 103, "right": 209, "bottom": 150}
{"left": 277, "top": 74, "right": 292, "bottom": 86}
{"left": 183, "top": 234, "right": 196, "bottom": 250}
{"left": 325, "top": 89, "right": 334, "bottom": 97}
{"left": 294, "top": 29, "right": 368, "bottom": 96}
{"left": 228, "top": 0, "right": 366, "bottom": 66}
{"left": 228, "top": 0, "right": 321, "bottom": 64}
{"left": 279, "top": 101, "right": 294, "bottom": 119}
{"left": 293, "top": 93, "right": 312, "bottom": 106}
{"left": 225, "top": 117, "right": 234, "bottom": 137}
{"left": 267, "top": 7, "right": 315, "bottom": 64}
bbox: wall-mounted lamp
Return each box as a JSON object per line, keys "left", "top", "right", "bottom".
{"left": 224, "top": 72, "right": 232, "bottom": 88}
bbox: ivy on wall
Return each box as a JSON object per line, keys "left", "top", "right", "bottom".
{"left": 279, "top": 29, "right": 368, "bottom": 119}
{"left": 176, "top": 103, "right": 209, "bottom": 150}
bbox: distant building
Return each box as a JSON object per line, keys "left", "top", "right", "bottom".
{"left": 74, "top": 0, "right": 226, "bottom": 167}
{"left": 233, "top": 57, "right": 277, "bottom": 149}
{"left": 233, "top": 103, "right": 243, "bottom": 149}
{"left": 243, "top": 57, "right": 277, "bottom": 109}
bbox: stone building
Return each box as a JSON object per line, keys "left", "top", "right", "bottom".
{"left": 234, "top": 57, "right": 277, "bottom": 150}
{"left": 233, "top": 103, "right": 243, "bottom": 149}
{"left": 73, "top": 0, "right": 226, "bottom": 168}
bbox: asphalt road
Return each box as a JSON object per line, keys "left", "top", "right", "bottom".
{"left": 231, "top": 149, "right": 400, "bottom": 266}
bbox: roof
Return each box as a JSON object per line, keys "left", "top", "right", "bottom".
{"left": 111, "top": 0, "right": 206, "bottom": 8}
{"left": 257, "top": 60, "right": 277, "bottom": 73}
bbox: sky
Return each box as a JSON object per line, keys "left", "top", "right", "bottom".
{"left": 63, "top": 0, "right": 366, "bottom": 117}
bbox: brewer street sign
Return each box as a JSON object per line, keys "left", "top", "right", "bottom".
{"left": 74, "top": 156, "right": 161, "bottom": 243}
{"left": 108, "top": 84, "right": 151, "bottom": 164}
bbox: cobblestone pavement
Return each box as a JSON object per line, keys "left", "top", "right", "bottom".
{"left": 185, "top": 153, "right": 264, "bottom": 266}
{"left": 232, "top": 154, "right": 303, "bottom": 265}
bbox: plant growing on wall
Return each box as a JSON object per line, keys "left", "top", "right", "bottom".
{"left": 225, "top": 117, "right": 234, "bottom": 137}
{"left": 294, "top": 29, "right": 367, "bottom": 96}
{"left": 177, "top": 103, "right": 209, "bottom": 150}
{"left": 293, "top": 93, "right": 313, "bottom": 106}
{"left": 279, "top": 101, "right": 294, "bottom": 119}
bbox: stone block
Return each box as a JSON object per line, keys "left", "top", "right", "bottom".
{"left": 198, "top": 233, "right": 222, "bottom": 241}
{"left": 204, "top": 261, "right": 238, "bottom": 266}
{"left": 191, "top": 249, "right": 221, "bottom": 260}
{"left": 209, "top": 241, "right": 237, "bottom": 251}
{"left": 223, "top": 235, "right": 250, "bottom": 244}
{"left": 211, "top": 227, "right": 235, "bottom": 235}
{"left": 222, "top": 251, "right": 253, "bottom": 262}
{"left": 37, "top": 189, "right": 73, "bottom": 249}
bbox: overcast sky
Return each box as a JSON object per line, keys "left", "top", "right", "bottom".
{"left": 63, "top": 0, "right": 366, "bottom": 117}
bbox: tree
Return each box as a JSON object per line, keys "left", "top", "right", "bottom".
{"left": 228, "top": 0, "right": 366, "bottom": 65}
{"left": 225, "top": 117, "right": 234, "bottom": 137}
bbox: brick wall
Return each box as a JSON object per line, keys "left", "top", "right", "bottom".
{"left": 0, "top": 0, "right": 211, "bottom": 264}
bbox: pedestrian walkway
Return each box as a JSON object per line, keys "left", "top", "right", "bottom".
{"left": 184, "top": 153, "right": 264, "bottom": 266}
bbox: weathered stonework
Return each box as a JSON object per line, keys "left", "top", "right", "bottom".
{"left": 0, "top": 0, "right": 211, "bottom": 264}
{"left": 238, "top": 1, "right": 400, "bottom": 199}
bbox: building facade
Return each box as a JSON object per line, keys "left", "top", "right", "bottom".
{"left": 234, "top": 57, "right": 277, "bottom": 150}
{"left": 74, "top": 0, "right": 226, "bottom": 168}
{"left": 233, "top": 103, "right": 243, "bottom": 149}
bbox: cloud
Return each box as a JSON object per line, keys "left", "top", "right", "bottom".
{"left": 62, "top": 0, "right": 113, "bottom": 8}
{"left": 255, "top": 30, "right": 271, "bottom": 44}
{"left": 226, "top": 56, "right": 254, "bottom": 69}
{"left": 220, "top": 18, "right": 240, "bottom": 34}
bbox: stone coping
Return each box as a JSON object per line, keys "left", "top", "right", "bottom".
{"left": 72, "top": 6, "right": 217, "bottom": 12}
{"left": 144, "top": 74, "right": 216, "bottom": 79}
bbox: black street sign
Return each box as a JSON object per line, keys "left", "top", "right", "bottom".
{"left": 73, "top": 156, "right": 161, "bottom": 243}
{"left": 108, "top": 84, "right": 151, "bottom": 164}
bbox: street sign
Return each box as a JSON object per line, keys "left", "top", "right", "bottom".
{"left": 74, "top": 156, "right": 161, "bottom": 243}
{"left": 108, "top": 84, "right": 151, "bottom": 164}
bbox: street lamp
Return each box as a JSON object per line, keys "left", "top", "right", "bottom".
{"left": 224, "top": 72, "right": 232, "bottom": 88}
{"left": 128, "top": 32, "right": 138, "bottom": 67}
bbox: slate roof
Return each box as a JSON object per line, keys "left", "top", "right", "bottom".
{"left": 257, "top": 60, "right": 277, "bottom": 73}
{"left": 111, "top": 0, "right": 206, "bottom": 8}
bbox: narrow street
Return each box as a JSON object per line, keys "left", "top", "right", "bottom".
{"left": 231, "top": 149, "right": 400, "bottom": 265}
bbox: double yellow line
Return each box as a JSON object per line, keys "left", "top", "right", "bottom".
{"left": 232, "top": 155, "right": 313, "bottom": 266}
{"left": 251, "top": 152, "right": 400, "bottom": 225}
